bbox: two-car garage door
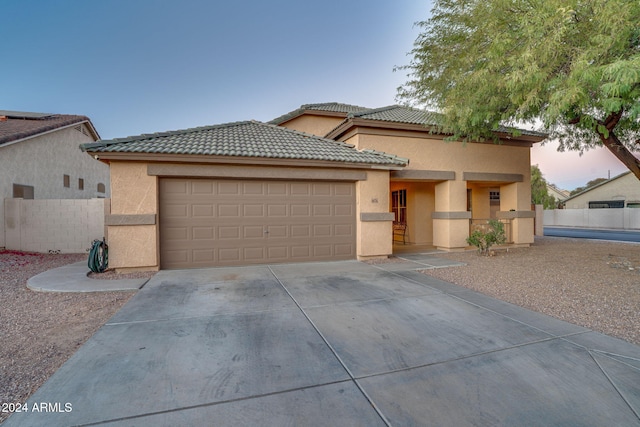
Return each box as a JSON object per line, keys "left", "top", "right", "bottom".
{"left": 159, "top": 178, "right": 356, "bottom": 269}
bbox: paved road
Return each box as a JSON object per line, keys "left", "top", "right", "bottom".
{"left": 544, "top": 227, "right": 640, "bottom": 243}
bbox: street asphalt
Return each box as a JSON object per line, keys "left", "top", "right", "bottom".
{"left": 6, "top": 256, "right": 640, "bottom": 426}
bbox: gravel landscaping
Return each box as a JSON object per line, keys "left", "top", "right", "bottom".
{"left": 421, "top": 236, "right": 640, "bottom": 346}
{"left": 1, "top": 237, "right": 639, "bottom": 423}
{"left": 0, "top": 251, "right": 137, "bottom": 423}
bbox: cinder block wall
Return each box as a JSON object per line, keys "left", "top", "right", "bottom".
{"left": 4, "top": 198, "right": 108, "bottom": 253}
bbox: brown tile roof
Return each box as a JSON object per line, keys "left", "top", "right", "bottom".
{"left": 82, "top": 120, "right": 408, "bottom": 166}
{"left": 0, "top": 110, "right": 97, "bottom": 146}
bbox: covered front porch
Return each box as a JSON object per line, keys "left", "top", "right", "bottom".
{"left": 389, "top": 170, "right": 534, "bottom": 254}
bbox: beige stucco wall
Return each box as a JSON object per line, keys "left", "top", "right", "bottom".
{"left": 279, "top": 115, "right": 346, "bottom": 137}
{"left": 564, "top": 173, "right": 640, "bottom": 208}
{"left": 107, "top": 162, "right": 159, "bottom": 270}
{"left": 357, "top": 169, "right": 393, "bottom": 258}
{"left": 347, "top": 131, "right": 534, "bottom": 249}
{"left": 107, "top": 161, "right": 394, "bottom": 269}
{"left": 0, "top": 124, "right": 109, "bottom": 248}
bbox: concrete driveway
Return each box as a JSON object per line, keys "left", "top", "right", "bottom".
{"left": 6, "top": 257, "right": 640, "bottom": 426}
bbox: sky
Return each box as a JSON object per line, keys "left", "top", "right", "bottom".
{"left": 1, "top": 0, "right": 631, "bottom": 191}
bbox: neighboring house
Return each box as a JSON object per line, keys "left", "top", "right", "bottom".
{"left": 547, "top": 183, "right": 570, "bottom": 203}
{"left": 0, "top": 110, "right": 109, "bottom": 248}
{"left": 82, "top": 103, "right": 546, "bottom": 272}
{"left": 562, "top": 171, "right": 640, "bottom": 209}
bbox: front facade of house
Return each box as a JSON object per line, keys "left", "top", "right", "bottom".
{"left": 83, "top": 104, "right": 545, "bottom": 272}
{"left": 563, "top": 172, "right": 640, "bottom": 209}
{"left": 0, "top": 110, "right": 109, "bottom": 248}
{"left": 273, "top": 104, "right": 544, "bottom": 251}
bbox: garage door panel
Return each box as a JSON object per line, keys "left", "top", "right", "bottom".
{"left": 243, "top": 247, "right": 265, "bottom": 261}
{"left": 334, "top": 183, "right": 353, "bottom": 196}
{"left": 218, "top": 182, "right": 240, "bottom": 194}
{"left": 334, "top": 204, "right": 353, "bottom": 216}
{"left": 335, "top": 224, "right": 354, "bottom": 237}
{"left": 290, "top": 183, "right": 310, "bottom": 195}
{"left": 314, "top": 245, "right": 332, "bottom": 257}
{"left": 268, "top": 246, "right": 288, "bottom": 259}
{"left": 192, "top": 227, "right": 214, "bottom": 240}
{"left": 291, "top": 205, "right": 310, "bottom": 216}
{"left": 243, "top": 226, "right": 265, "bottom": 238}
{"left": 191, "top": 181, "right": 215, "bottom": 195}
{"left": 267, "top": 225, "right": 287, "bottom": 238}
{"left": 267, "top": 204, "right": 287, "bottom": 216}
{"left": 267, "top": 182, "right": 287, "bottom": 195}
{"left": 192, "top": 204, "right": 215, "bottom": 218}
{"left": 218, "top": 205, "right": 239, "bottom": 217}
{"left": 313, "top": 204, "right": 331, "bottom": 216}
{"left": 219, "top": 248, "right": 241, "bottom": 262}
{"left": 160, "top": 178, "right": 355, "bottom": 268}
{"left": 163, "top": 204, "right": 189, "bottom": 219}
{"left": 243, "top": 204, "right": 264, "bottom": 216}
{"left": 290, "top": 226, "right": 309, "bottom": 238}
{"left": 291, "top": 246, "right": 311, "bottom": 258}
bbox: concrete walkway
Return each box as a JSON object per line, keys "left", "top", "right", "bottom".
{"left": 27, "top": 261, "right": 148, "bottom": 292}
{"left": 7, "top": 255, "right": 640, "bottom": 426}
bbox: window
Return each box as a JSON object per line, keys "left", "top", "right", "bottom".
{"left": 489, "top": 190, "right": 500, "bottom": 204}
{"left": 78, "top": 178, "right": 84, "bottom": 190}
{"left": 13, "top": 183, "right": 34, "bottom": 199}
{"left": 589, "top": 200, "right": 624, "bottom": 209}
{"left": 392, "top": 189, "right": 407, "bottom": 223}
{"left": 63, "top": 174, "right": 70, "bottom": 188}
{"left": 97, "top": 183, "right": 106, "bottom": 193}
{"left": 627, "top": 202, "right": 640, "bottom": 208}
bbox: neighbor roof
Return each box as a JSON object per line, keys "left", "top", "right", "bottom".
{"left": 81, "top": 120, "right": 408, "bottom": 166}
{"left": 562, "top": 171, "right": 633, "bottom": 202}
{"left": 0, "top": 110, "right": 99, "bottom": 146}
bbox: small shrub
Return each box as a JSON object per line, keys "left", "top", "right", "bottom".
{"left": 467, "top": 219, "right": 507, "bottom": 255}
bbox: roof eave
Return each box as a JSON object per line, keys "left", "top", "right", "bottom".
{"left": 81, "top": 151, "right": 406, "bottom": 170}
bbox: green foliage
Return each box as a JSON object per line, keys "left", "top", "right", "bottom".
{"left": 466, "top": 219, "right": 507, "bottom": 256}
{"left": 397, "top": 0, "right": 640, "bottom": 175}
{"left": 531, "top": 165, "right": 556, "bottom": 209}
{"left": 570, "top": 177, "right": 609, "bottom": 195}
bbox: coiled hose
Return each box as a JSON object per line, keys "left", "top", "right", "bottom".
{"left": 88, "top": 238, "right": 108, "bottom": 273}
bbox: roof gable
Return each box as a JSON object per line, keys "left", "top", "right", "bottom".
{"left": 82, "top": 120, "right": 408, "bottom": 167}
{"left": 0, "top": 110, "right": 99, "bottom": 146}
{"left": 268, "top": 102, "right": 369, "bottom": 125}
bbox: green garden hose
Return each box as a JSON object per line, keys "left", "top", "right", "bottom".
{"left": 88, "top": 238, "right": 108, "bottom": 273}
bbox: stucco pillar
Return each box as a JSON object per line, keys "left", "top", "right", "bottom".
{"left": 356, "top": 170, "right": 393, "bottom": 259}
{"left": 432, "top": 180, "right": 470, "bottom": 250}
{"left": 107, "top": 162, "right": 159, "bottom": 271}
{"left": 497, "top": 182, "right": 534, "bottom": 245}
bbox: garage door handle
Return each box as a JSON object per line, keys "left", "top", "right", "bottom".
{"left": 264, "top": 229, "right": 269, "bottom": 234}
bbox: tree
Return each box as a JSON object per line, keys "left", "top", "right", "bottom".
{"left": 531, "top": 165, "right": 556, "bottom": 209}
{"left": 397, "top": 0, "right": 640, "bottom": 180}
{"left": 570, "top": 177, "right": 608, "bottom": 196}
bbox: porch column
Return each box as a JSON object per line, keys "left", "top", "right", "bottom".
{"left": 432, "top": 180, "right": 470, "bottom": 250}
{"left": 497, "top": 182, "right": 534, "bottom": 245}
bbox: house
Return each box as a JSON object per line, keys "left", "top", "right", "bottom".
{"left": 81, "top": 103, "right": 546, "bottom": 272}
{"left": 547, "top": 183, "right": 570, "bottom": 203}
{"left": 562, "top": 171, "right": 640, "bottom": 209}
{"left": 0, "top": 110, "right": 109, "bottom": 249}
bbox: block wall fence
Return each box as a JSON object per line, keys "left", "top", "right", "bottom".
{"left": 3, "top": 198, "right": 108, "bottom": 253}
